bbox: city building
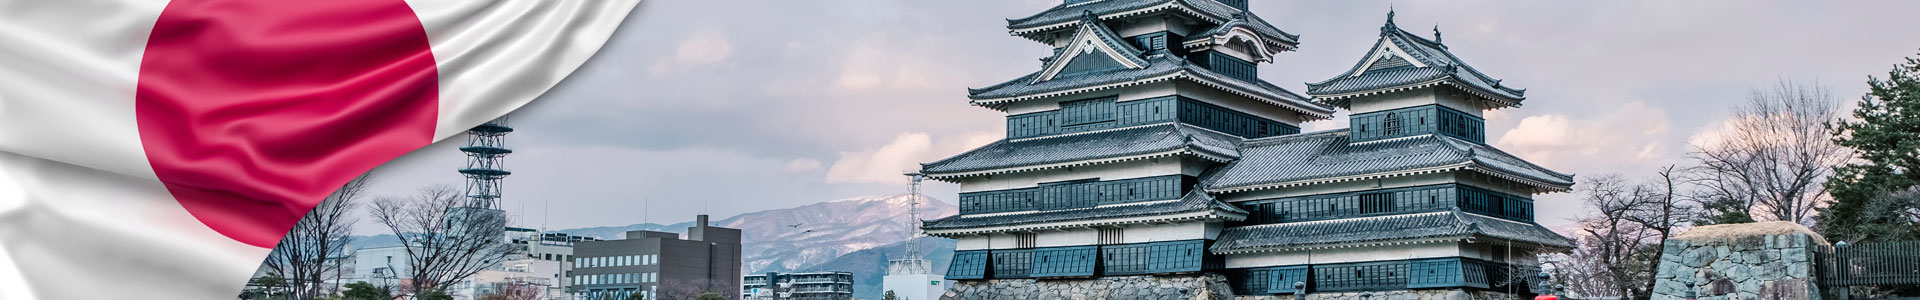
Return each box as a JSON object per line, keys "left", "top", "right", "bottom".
{"left": 349, "top": 245, "right": 412, "bottom": 290}
{"left": 920, "top": 1, "right": 1573, "bottom": 298}
{"left": 881, "top": 260, "right": 943, "bottom": 300}
{"left": 569, "top": 215, "right": 742, "bottom": 300}
{"left": 506, "top": 227, "right": 598, "bottom": 289}
{"left": 742, "top": 271, "right": 856, "bottom": 300}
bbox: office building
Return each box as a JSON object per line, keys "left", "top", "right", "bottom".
{"left": 743, "top": 271, "right": 855, "bottom": 300}
{"left": 569, "top": 215, "right": 742, "bottom": 300}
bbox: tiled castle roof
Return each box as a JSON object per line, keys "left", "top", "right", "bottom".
{"left": 920, "top": 123, "right": 1240, "bottom": 178}
{"left": 1210, "top": 210, "right": 1575, "bottom": 254}
{"left": 922, "top": 190, "right": 1247, "bottom": 235}
{"left": 967, "top": 54, "right": 1330, "bottom": 118}
{"left": 1006, "top": 0, "right": 1299, "bottom": 48}
{"left": 1198, "top": 130, "right": 1575, "bottom": 193}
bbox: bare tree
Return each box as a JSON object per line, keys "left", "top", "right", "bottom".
{"left": 477, "top": 278, "right": 550, "bottom": 300}
{"left": 370, "top": 185, "right": 515, "bottom": 293}
{"left": 657, "top": 278, "right": 730, "bottom": 300}
{"left": 1564, "top": 174, "right": 1689, "bottom": 300}
{"left": 1690, "top": 79, "right": 1852, "bottom": 225}
{"left": 261, "top": 175, "right": 370, "bottom": 300}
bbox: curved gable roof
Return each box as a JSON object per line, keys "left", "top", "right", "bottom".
{"left": 1305, "top": 12, "right": 1526, "bottom": 108}
{"left": 1007, "top": 0, "right": 1299, "bottom": 48}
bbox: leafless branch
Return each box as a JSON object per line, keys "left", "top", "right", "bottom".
{"left": 261, "top": 175, "right": 370, "bottom": 300}
{"left": 1688, "top": 79, "right": 1852, "bottom": 225}
{"left": 370, "top": 185, "right": 515, "bottom": 293}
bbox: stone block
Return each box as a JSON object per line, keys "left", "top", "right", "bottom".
{"left": 1686, "top": 250, "right": 1716, "bottom": 268}
{"left": 1781, "top": 247, "right": 1808, "bottom": 263}
{"left": 1786, "top": 262, "right": 1810, "bottom": 278}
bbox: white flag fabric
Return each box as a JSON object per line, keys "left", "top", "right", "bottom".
{"left": 0, "top": 0, "right": 640, "bottom": 298}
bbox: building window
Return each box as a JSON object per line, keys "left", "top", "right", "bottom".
{"left": 1015, "top": 233, "right": 1037, "bottom": 248}
{"left": 1098, "top": 227, "right": 1125, "bottom": 245}
{"left": 1383, "top": 113, "right": 1402, "bottom": 135}
{"left": 1359, "top": 192, "right": 1392, "bottom": 214}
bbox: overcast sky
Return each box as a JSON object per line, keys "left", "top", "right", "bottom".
{"left": 356, "top": 0, "right": 1920, "bottom": 234}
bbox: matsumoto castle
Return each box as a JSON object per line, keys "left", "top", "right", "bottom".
{"left": 918, "top": 0, "right": 1575, "bottom": 299}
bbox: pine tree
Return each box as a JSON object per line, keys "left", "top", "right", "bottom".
{"left": 340, "top": 282, "right": 390, "bottom": 300}
{"left": 417, "top": 289, "right": 454, "bottom": 300}
{"left": 1821, "top": 49, "right": 1920, "bottom": 242}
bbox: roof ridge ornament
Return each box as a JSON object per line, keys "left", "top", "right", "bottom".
{"left": 1079, "top": 9, "right": 1099, "bottom": 25}
{"left": 1433, "top": 24, "right": 1444, "bottom": 46}
{"left": 1381, "top": 7, "right": 1397, "bottom": 35}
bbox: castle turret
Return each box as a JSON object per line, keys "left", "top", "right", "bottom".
{"left": 1305, "top": 11, "right": 1526, "bottom": 144}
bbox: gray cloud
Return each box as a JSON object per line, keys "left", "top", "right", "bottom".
{"left": 361, "top": 0, "right": 1920, "bottom": 233}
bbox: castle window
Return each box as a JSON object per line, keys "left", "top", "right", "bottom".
{"left": 1098, "top": 228, "right": 1124, "bottom": 245}
{"left": 1015, "top": 233, "right": 1037, "bottom": 248}
{"left": 1383, "top": 113, "right": 1403, "bottom": 135}
{"left": 1360, "top": 192, "right": 1393, "bottom": 214}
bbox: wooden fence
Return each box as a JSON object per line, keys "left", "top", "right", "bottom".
{"left": 1817, "top": 240, "right": 1920, "bottom": 287}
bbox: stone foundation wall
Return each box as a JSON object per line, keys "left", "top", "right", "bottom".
{"left": 1652, "top": 221, "right": 1828, "bottom": 300}
{"left": 1231, "top": 289, "right": 1519, "bottom": 300}
{"left": 940, "top": 274, "right": 1235, "bottom": 300}
{"left": 938, "top": 275, "right": 1521, "bottom": 300}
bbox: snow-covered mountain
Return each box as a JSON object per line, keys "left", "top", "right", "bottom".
{"left": 716, "top": 194, "right": 956, "bottom": 273}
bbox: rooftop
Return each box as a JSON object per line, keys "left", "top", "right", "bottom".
{"left": 968, "top": 54, "right": 1330, "bottom": 118}
{"left": 1305, "top": 11, "right": 1526, "bottom": 108}
{"left": 1199, "top": 129, "right": 1574, "bottom": 194}
{"left": 920, "top": 123, "right": 1240, "bottom": 178}
{"left": 922, "top": 190, "right": 1247, "bottom": 235}
{"left": 1006, "top": 0, "right": 1298, "bottom": 49}
{"left": 1210, "top": 209, "right": 1574, "bottom": 254}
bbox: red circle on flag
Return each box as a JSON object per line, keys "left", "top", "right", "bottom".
{"left": 135, "top": 0, "right": 439, "bottom": 248}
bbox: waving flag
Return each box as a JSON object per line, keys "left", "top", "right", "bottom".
{"left": 0, "top": 0, "right": 640, "bottom": 298}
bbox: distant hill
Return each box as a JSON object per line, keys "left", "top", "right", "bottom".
{"left": 795, "top": 238, "right": 957, "bottom": 300}
{"left": 554, "top": 222, "right": 689, "bottom": 240}
{"left": 713, "top": 194, "right": 956, "bottom": 273}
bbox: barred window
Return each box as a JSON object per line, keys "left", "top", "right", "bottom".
{"left": 1359, "top": 192, "right": 1393, "bottom": 214}
{"left": 1098, "top": 227, "right": 1125, "bottom": 245}
{"left": 1382, "top": 113, "right": 1402, "bottom": 135}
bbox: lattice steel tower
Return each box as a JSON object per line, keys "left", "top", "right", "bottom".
{"left": 888, "top": 172, "right": 932, "bottom": 275}
{"left": 460, "top": 117, "right": 513, "bottom": 209}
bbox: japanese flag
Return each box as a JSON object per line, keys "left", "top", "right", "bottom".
{"left": 0, "top": 0, "right": 640, "bottom": 298}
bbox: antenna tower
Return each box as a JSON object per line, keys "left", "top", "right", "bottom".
{"left": 460, "top": 116, "right": 513, "bottom": 209}
{"left": 888, "top": 172, "right": 932, "bottom": 275}
{"left": 906, "top": 172, "right": 924, "bottom": 260}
